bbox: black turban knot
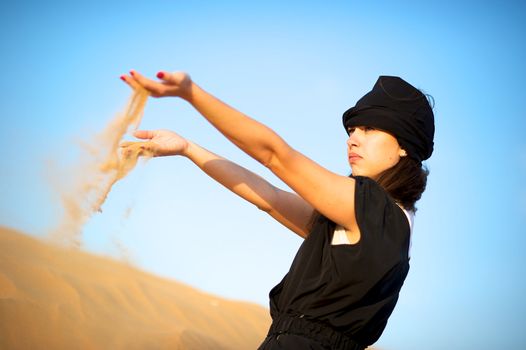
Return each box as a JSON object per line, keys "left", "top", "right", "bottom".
{"left": 342, "top": 76, "right": 435, "bottom": 162}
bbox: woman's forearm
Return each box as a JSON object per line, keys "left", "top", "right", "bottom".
{"left": 183, "top": 140, "right": 277, "bottom": 212}
{"left": 183, "top": 140, "right": 314, "bottom": 237}
{"left": 186, "top": 83, "right": 290, "bottom": 168}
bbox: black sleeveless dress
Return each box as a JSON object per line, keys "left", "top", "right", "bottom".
{"left": 258, "top": 176, "right": 411, "bottom": 349}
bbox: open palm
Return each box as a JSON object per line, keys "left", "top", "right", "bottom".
{"left": 122, "top": 129, "right": 189, "bottom": 157}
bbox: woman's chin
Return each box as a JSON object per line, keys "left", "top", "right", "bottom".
{"left": 350, "top": 168, "right": 376, "bottom": 179}
{"left": 350, "top": 166, "right": 364, "bottom": 177}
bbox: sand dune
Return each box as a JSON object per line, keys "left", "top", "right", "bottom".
{"left": 0, "top": 227, "right": 271, "bottom": 349}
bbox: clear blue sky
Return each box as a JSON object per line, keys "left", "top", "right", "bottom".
{"left": 1, "top": 1, "right": 525, "bottom": 349}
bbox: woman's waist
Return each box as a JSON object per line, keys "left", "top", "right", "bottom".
{"left": 268, "top": 312, "right": 366, "bottom": 350}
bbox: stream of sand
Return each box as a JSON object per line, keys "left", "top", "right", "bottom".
{"left": 50, "top": 87, "right": 153, "bottom": 247}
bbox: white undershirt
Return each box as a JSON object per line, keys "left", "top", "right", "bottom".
{"left": 331, "top": 205, "right": 414, "bottom": 257}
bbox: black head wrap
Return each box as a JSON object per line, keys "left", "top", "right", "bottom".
{"left": 342, "top": 76, "right": 435, "bottom": 162}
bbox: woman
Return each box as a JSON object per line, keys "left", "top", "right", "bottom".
{"left": 120, "top": 70, "right": 434, "bottom": 349}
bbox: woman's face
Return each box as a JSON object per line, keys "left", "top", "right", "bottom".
{"left": 346, "top": 126, "right": 406, "bottom": 179}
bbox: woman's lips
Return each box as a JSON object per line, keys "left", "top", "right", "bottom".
{"left": 348, "top": 152, "right": 362, "bottom": 163}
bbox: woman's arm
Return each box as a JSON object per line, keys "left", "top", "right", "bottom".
{"left": 122, "top": 129, "right": 314, "bottom": 238}
{"left": 122, "top": 71, "right": 359, "bottom": 234}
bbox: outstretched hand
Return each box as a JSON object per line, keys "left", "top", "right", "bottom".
{"left": 120, "top": 129, "right": 189, "bottom": 158}
{"left": 121, "top": 70, "right": 193, "bottom": 99}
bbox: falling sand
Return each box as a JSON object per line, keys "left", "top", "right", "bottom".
{"left": 0, "top": 88, "right": 273, "bottom": 349}
{"left": 2, "top": 87, "right": 380, "bottom": 350}
{"left": 49, "top": 87, "right": 154, "bottom": 247}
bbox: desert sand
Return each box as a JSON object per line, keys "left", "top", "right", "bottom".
{"left": 0, "top": 227, "right": 271, "bottom": 349}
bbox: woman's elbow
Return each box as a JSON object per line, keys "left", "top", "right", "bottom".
{"left": 256, "top": 202, "right": 273, "bottom": 213}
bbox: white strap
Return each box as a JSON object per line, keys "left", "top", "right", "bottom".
{"left": 397, "top": 204, "right": 415, "bottom": 258}
{"left": 331, "top": 225, "right": 351, "bottom": 245}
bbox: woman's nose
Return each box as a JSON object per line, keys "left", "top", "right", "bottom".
{"left": 347, "top": 129, "right": 361, "bottom": 147}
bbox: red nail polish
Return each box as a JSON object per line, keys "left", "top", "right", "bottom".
{"left": 130, "top": 70, "right": 135, "bottom": 76}
{"left": 120, "top": 75, "right": 126, "bottom": 81}
{"left": 157, "top": 72, "right": 164, "bottom": 79}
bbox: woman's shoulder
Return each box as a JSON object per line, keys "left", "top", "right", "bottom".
{"left": 351, "top": 175, "right": 411, "bottom": 234}
{"left": 351, "top": 175, "right": 390, "bottom": 202}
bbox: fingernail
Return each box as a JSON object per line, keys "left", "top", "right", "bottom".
{"left": 120, "top": 75, "right": 126, "bottom": 81}
{"left": 156, "top": 72, "right": 164, "bottom": 79}
{"left": 130, "top": 70, "right": 135, "bottom": 76}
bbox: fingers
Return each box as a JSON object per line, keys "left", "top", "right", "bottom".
{"left": 120, "top": 73, "right": 143, "bottom": 90}
{"left": 120, "top": 70, "right": 162, "bottom": 96}
{"left": 157, "top": 71, "right": 191, "bottom": 86}
{"left": 156, "top": 71, "right": 167, "bottom": 80}
{"left": 120, "top": 141, "right": 135, "bottom": 148}
{"left": 156, "top": 70, "right": 179, "bottom": 84}
{"left": 157, "top": 70, "right": 181, "bottom": 84}
{"left": 129, "top": 70, "right": 166, "bottom": 96}
{"left": 119, "top": 130, "right": 155, "bottom": 155}
{"left": 119, "top": 141, "right": 156, "bottom": 158}
{"left": 133, "top": 130, "right": 155, "bottom": 139}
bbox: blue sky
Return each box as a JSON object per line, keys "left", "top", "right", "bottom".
{"left": 1, "top": 1, "right": 525, "bottom": 349}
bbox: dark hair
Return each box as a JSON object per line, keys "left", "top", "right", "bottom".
{"left": 375, "top": 156, "right": 429, "bottom": 212}
{"left": 306, "top": 157, "right": 429, "bottom": 231}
